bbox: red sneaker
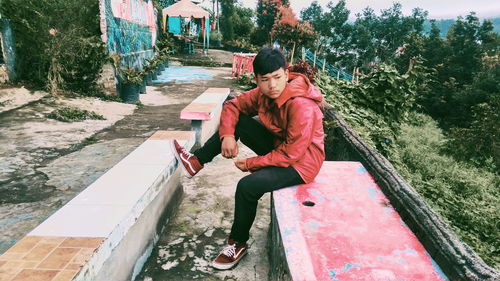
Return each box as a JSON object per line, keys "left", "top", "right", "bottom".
{"left": 170, "top": 139, "right": 204, "bottom": 178}
{"left": 212, "top": 238, "right": 247, "bottom": 270}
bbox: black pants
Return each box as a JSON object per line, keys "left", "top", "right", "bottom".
{"left": 194, "top": 114, "right": 305, "bottom": 243}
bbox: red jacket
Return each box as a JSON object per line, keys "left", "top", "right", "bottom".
{"left": 219, "top": 72, "right": 325, "bottom": 183}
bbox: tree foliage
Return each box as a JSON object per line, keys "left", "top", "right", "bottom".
{"left": 0, "top": 0, "right": 107, "bottom": 94}
{"left": 220, "top": 0, "right": 235, "bottom": 41}
{"left": 254, "top": 0, "right": 288, "bottom": 44}
{"left": 271, "top": 6, "right": 318, "bottom": 49}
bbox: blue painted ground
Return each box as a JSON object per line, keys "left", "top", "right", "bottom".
{"left": 153, "top": 66, "right": 213, "bottom": 83}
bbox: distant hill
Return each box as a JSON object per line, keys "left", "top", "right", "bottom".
{"left": 423, "top": 17, "right": 500, "bottom": 37}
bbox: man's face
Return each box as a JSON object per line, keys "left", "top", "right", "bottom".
{"left": 255, "top": 68, "right": 289, "bottom": 99}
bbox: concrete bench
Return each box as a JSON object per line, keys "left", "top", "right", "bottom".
{"left": 0, "top": 131, "right": 195, "bottom": 281}
{"left": 180, "top": 87, "right": 230, "bottom": 146}
{"left": 269, "top": 161, "right": 449, "bottom": 281}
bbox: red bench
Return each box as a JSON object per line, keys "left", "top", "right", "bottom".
{"left": 270, "top": 161, "right": 449, "bottom": 281}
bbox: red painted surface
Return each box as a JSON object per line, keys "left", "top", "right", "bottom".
{"left": 180, "top": 111, "right": 211, "bottom": 121}
{"left": 232, "top": 53, "right": 256, "bottom": 78}
{"left": 273, "top": 161, "right": 448, "bottom": 281}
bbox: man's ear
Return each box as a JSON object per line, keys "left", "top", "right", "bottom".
{"left": 285, "top": 69, "right": 289, "bottom": 79}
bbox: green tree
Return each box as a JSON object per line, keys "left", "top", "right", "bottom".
{"left": 300, "top": 1, "right": 323, "bottom": 33}
{"left": 254, "top": 0, "right": 288, "bottom": 44}
{"left": 271, "top": 6, "right": 318, "bottom": 60}
{"left": 232, "top": 4, "right": 254, "bottom": 40}
{"left": 444, "top": 13, "right": 483, "bottom": 86}
{"left": 220, "top": 0, "right": 235, "bottom": 41}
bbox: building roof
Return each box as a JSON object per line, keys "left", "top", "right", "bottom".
{"left": 162, "top": 0, "right": 209, "bottom": 19}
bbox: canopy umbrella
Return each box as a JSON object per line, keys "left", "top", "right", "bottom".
{"left": 162, "top": 0, "right": 210, "bottom": 51}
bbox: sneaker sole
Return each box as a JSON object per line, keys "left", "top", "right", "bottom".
{"left": 212, "top": 251, "right": 247, "bottom": 270}
{"left": 169, "top": 140, "right": 193, "bottom": 179}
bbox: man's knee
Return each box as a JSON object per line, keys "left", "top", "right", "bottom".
{"left": 236, "top": 176, "right": 259, "bottom": 200}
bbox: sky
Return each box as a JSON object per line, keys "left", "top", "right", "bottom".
{"left": 236, "top": 0, "right": 500, "bottom": 20}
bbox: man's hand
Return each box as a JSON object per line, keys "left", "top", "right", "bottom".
{"left": 221, "top": 136, "right": 238, "bottom": 158}
{"left": 234, "top": 158, "right": 248, "bottom": 172}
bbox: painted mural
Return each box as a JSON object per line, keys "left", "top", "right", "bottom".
{"left": 100, "top": 0, "right": 157, "bottom": 58}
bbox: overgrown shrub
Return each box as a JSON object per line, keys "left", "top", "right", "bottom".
{"left": 287, "top": 60, "right": 318, "bottom": 83}
{"left": 236, "top": 72, "right": 256, "bottom": 91}
{"left": 47, "top": 107, "right": 105, "bottom": 122}
{"left": 1, "top": 0, "right": 107, "bottom": 95}
{"left": 386, "top": 114, "right": 499, "bottom": 268}
{"left": 318, "top": 64, "right": 499, "bottom": 268}
{"left": 316, "top": 61, "right": 427, "bottom": 154}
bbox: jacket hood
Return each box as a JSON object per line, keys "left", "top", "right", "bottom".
{"left": 274, "top": 72, "right": 322, "bottom": 108}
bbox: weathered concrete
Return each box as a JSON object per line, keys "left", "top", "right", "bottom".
{"left": 136, "top": 144, "right": 271, "bottom": 281}
{"left": 0, "top": 64, "right": 237, "bottom": 258}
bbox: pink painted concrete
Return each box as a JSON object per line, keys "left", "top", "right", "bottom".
{"left": 273, "top": 161, "right": 448, "bottom": 281}
{"left": 180, "top": 103, "right": 216, "bottom": 121}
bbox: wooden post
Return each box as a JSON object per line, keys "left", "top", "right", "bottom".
{"left": 322, "top": 58, "right": 326, "bottom": 72}
{"left": 302, "top": 47, "right": 305, "bottom": 61}
{"left": 313, "top": 50, "right": 317, "bottom": 67}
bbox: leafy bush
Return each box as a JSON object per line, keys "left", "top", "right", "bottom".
{"left": 316, "top": 61, "right": 427, "bottom": 154}
{"left": 47, "top": 107, "right": 105, "bottom": 122}
{"left": 319, "top": 65, "right": 499, "bottom": 268}
{"left": 386, "top": 114, "right": 499, "bottom": 268}
{"left": 442, "top": 64, "right": 500, "bottom": 170}
{"left": 1, "top": 0, "right": 107, "bottom": 95}
{"left": 287, "top": 60, "right": 318, "bottom": 83}
{"left": 236, "top": 72, "right": 256, "bottom": 91}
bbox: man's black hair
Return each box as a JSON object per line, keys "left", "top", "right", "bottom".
{"left": 253, "top": 47, "right": 286, "bottom": 76}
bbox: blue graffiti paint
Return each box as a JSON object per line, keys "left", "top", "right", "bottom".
{"left": 431, "top": 257, "right": 449, "bottom": 280}
{"left": 0, "top": 215, "right": 33, "bottom": 228}
{"left": 308, "top": 220, "right": 321, "bottom": 232}
{"left": 357, "top": 166, "right": 367, "bottom": 173}
{"left": 314, "top": 176, "right": 328, "bottom": 183}
{"left": 104, "top": 0, "right": 152, "bottom": 55}
{"left": 1, "top": 19, "right": 17, "bottom": 81}
{"left": 0, "top": 240, "right": 17, "bottom": 254}
{"left": 310, "top": 189, "right": 325, "bottom": 203}
{"left": 153, "top": 66, "right": 213, "bottom": 83}
{"left": 328, "top": 269, "right": 336, "bottom": 277}
{"left": 344, "top": 263, "right": 360, "bottom": 272}
{"left": 283, "top": 227, "right": 296, "bottom": 237}
{"left": 366, "top": 185, "right": 380, "bottom": 199}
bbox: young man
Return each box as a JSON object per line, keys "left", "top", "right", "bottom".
{"left": 170, "top": 47, "right": 325, "bottom": 270}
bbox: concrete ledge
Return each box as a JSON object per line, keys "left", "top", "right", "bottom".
{"left": 0, "top": 131, "right": 195, "bottom": 281}
{"left": 270, "top": 161, "right": 448, "bottom": 281}
{"left": 180, "top": 87, "right": 230, "bottom": 146}
{"left": 323, "top": 105, "right": 499, "bottom": 280}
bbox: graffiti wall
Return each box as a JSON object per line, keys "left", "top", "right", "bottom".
{"left": 100, "top": 0, "right": 158, "bottom": 69}
{"left": 1, "top": 19, "right": 17, "bottom": 81}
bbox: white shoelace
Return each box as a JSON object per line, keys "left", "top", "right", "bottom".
{"left": 222, "top": 244, "right": 236, "bottom": 257}
{"left": 180, "top": 147, "right": 193, "bottom": 159}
